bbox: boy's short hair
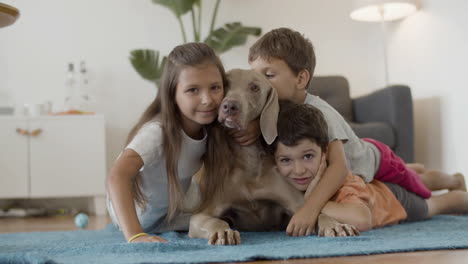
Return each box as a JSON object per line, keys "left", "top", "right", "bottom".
{"left": 273, "top": 100, "right": 328, "bottom": 153}
{"left": 249, "top": 28, "right": 316, "bottom": 85}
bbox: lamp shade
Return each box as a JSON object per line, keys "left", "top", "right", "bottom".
{"left": 0, "top": 3, "right": 20, "bottom": 28}
{"left": 350, "top": 0, "right": 420, "bottom": 22}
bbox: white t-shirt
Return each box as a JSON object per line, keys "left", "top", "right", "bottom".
{"left": 304, "top": 93, "right": 381, "bottom": 182}
{"left": 107, "top": 120, "right": 206, "bottom": 233}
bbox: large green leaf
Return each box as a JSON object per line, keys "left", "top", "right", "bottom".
{"left": 152, "top": 0, "right": 197, "bottom": 17}
{"left": 204, "top": 22, "right": 262, "bottom": 53}
{"left": 129, "top": 49, "right": 167, "bottom": 84}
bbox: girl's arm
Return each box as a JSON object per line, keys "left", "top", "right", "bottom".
{"left": 286, "top": 140, "right": 348, "bottom": 236}
{"left": 106, "top": 149, "right": 167, "bottom": 243}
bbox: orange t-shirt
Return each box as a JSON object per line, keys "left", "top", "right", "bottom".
{"left": 332, "top": 173, "right": 408, "bottom": 228}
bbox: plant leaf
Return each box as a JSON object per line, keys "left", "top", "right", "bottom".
{"left": 129, "top": 49, "right": 166, "bottom": 84}
{"left": 204, "top": 22, "right": 262, "bottom": 53}
{"left": 152, "top": 0, "right": 197, "bottom": 17}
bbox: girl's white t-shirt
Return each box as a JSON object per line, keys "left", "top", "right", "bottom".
{"left": 107, "top": 120, "right": 206, "bottom": 233}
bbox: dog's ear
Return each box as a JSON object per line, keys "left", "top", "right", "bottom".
{"left": 260, "top": 87, "right": 279, "bottom": 145}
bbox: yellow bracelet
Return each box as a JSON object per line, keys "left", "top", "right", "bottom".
{"left": 127, "top": 232, "right": 149, "bottom": 243}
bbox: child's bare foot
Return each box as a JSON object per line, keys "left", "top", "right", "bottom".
{"left": 450, "top": 173, "right": 466, "bottom": 192}
{"left": 406, "top": 163, "right": 425, "bottom": 174}
{"left": 427, "top": 190, "right": 468, "bottom": 216}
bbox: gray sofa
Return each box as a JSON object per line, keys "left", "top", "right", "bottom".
{"left": 307, "top": 76, "right": 414, "bottom": 163}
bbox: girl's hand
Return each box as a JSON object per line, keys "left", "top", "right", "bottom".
{"left": 130, "top": 235, "right": 168, "bottom": 243}
{"left": 228, "top": 119, "right": 260, "bottom": 146}
{"left": 304, "top": 154, "right": 327, "bottom": 199}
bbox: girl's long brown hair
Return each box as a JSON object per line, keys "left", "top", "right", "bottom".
{"left": 126, "top": 42, "right": 228, "bottom": 221}
{"left": 197, "top": 123, "right": 238, "bottom": 212}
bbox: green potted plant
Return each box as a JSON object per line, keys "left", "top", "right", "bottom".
{"left": 130, "top": 0, "right": 262, "bottom": 86}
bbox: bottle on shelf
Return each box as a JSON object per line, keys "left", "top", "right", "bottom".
{"left": 79, "top": 61, "right": 94, "bottom": 112}
{"left": 63, "top": 62, "right": 77, "bottom": 112}
{"left": 63, "top": 62, "right": 92, "bottom": 114}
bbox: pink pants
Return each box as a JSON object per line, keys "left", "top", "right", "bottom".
{"left": 363, "top": 138, "right": 432, "bottom": 199}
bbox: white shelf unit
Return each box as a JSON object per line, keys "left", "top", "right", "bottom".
{"left": 0, "top": 115, "right": 107, "bottom": 214}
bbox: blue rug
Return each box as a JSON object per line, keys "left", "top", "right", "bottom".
{"left": 1, "top": 215, "right": 468, "bottom": 264}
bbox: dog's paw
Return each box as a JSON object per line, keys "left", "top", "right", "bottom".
{"left": 317, "top": 214, "right": 360, "bottom": 237}
{"left": 318, "top": 222, "right": 360, "bottom": 237}
{"left": 208, "top": 229, "right": 241, "bottom": 245}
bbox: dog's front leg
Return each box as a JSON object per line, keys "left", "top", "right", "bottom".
{"left": 189, "top": 213, "right": 241, "bottom": 245}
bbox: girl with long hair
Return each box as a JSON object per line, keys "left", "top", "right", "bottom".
{"left": 106, "top": 42, "right": 227, "bottom": 243}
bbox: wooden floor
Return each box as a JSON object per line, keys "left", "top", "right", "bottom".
{"left": 1, "top": 216, "right": 468, "bottom": 264}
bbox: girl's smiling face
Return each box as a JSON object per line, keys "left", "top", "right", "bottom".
{"left": 175, "top": 62, "right": 224, "bottom": 138}
{"left": 274, "top": 139, "right": 324, "bottom": 192}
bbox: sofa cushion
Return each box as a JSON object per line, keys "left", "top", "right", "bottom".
{"left": 349, "top": 122, "right": 395, "bottom": 149}
{"left": 308, "top": 76, "right": 353, "bottom": 122}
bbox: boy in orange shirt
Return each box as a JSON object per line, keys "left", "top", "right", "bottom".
{"left": 271, "top": 101, "right": 468, "bottom": 235}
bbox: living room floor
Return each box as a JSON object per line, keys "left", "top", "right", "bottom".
{"left": 1, "top": 215, "right": 467, "bottom": 264}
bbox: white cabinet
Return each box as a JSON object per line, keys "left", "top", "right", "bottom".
{"left": 0, "top": 115, "right": 106, "bottom": 203}
{"left": 0, "top": 117, "right": 29, "bottom": 198}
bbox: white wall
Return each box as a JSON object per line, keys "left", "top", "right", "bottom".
{"left": 1, "top": 0, "right": 465, "bottom": 177}
{"left": 387, "top": 0, "right": 468, "bottom": 173}
{"left": 0, "top": 0, "right": 379, "bottom": 172}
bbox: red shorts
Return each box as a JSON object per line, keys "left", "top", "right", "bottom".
{"left": 362, "top": 138, "right": 432, "bottom": 199}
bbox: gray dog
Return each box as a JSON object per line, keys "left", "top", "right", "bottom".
{"left": 188, "top": 69, "right": 341, "bottom": 245}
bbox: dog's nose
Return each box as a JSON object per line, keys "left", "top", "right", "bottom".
{"left": 221, "top": 100, "right": 240, "bottom": 116}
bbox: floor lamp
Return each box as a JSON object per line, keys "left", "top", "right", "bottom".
{"left": 350, "top": 0, "right": 420, "bottom": 86}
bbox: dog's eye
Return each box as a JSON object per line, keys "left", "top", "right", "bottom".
{"left": 249, "top": 83, "right": 259, "bottom": 92}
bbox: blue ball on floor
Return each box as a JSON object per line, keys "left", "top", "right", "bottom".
{"left": 75, "top": 213, "right": 89, "bottom": 229}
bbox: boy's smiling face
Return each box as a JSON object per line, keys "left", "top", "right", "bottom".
{"left": 250, "top": 57, "right": 306, "bottom": 104}
{"left": 274, "top": 138, "right": 324, "bottom": 192}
